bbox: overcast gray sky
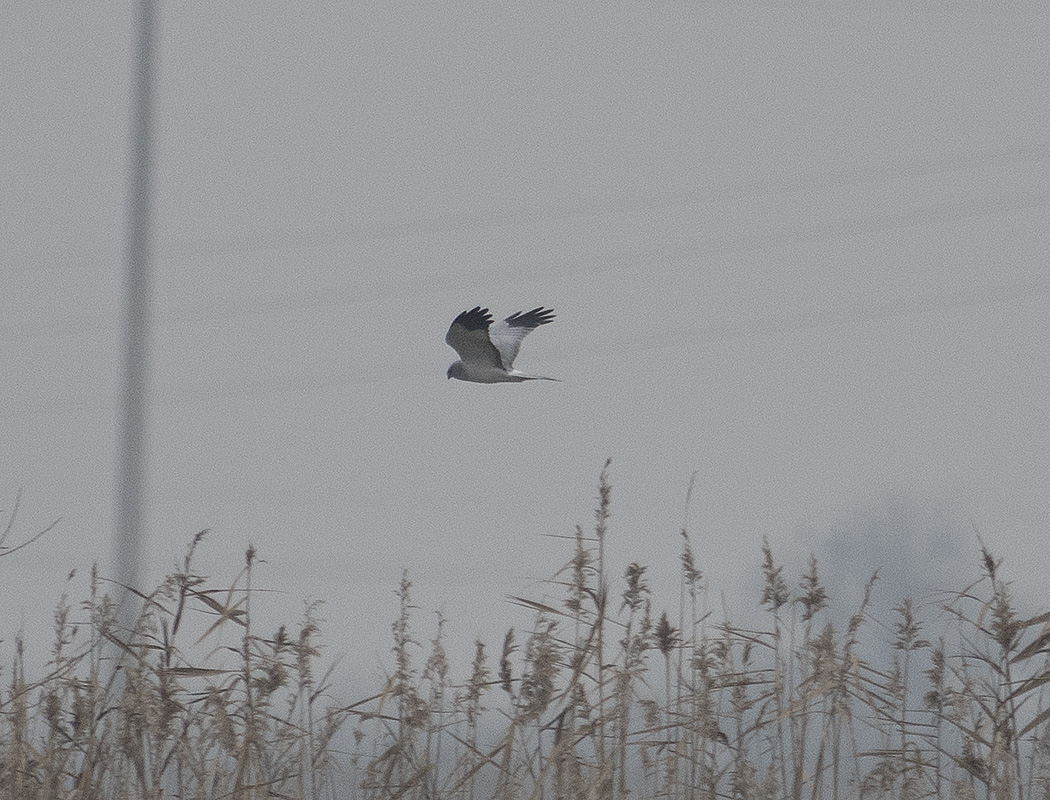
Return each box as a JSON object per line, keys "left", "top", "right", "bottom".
{"left": 4, "top": 0, "right": 1049, "bottom": 686}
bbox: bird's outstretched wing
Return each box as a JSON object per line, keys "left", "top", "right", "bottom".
{"left": 445, "top": 307, "right": 503, "bottom": 368}
{"left": 489, "top": 307, "right": 555, "bottom": 370}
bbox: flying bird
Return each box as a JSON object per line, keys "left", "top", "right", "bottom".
{"left": 446, "top": 306, "right": 558, "bottom": 383}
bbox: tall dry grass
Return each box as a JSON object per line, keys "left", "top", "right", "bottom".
{"left": 3, "top": 468, "right": 1050, "bottom": 800}
{"left": 0, "top": 530, "right": 350, "bottom": 799}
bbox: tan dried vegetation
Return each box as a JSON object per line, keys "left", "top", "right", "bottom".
{"left": 3, "top": 465, "right": 1050, "bottom": 800}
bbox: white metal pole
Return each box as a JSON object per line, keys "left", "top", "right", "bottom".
{"left": 116, "top": 0, "right": 155, "bottom": 630}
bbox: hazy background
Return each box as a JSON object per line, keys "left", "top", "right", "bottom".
{"left": 4, "top": 0, "right": 1049, "bottom": 687}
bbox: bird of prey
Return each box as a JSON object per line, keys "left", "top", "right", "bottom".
{"left": 446, "top": 306, "right": 558, "bottom": 383}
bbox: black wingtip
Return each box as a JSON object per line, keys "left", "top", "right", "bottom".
{"left": 504, "top": 307, "right": 555, "bottom": 329}
{"left": 453, "top": 306, "right": 494, "bottom": 331}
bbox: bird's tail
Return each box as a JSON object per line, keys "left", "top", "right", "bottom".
{"left": 521, "top": 375, "right": 561, "bottom": 382}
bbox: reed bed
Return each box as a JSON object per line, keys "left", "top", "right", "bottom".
{"left": 2, "top": 467, "right": 1050, "bottom": 800}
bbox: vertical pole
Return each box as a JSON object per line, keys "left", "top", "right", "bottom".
{"left": 116, "top": 0, "right": 155, "bottom": 631}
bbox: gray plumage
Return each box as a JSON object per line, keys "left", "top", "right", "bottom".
{"left": 446, "top": 306, "right": 558, "bottom": 383}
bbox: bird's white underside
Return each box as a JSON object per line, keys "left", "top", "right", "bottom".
{"left": 449, "top": 362, "right": 553, "bottom": 383}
